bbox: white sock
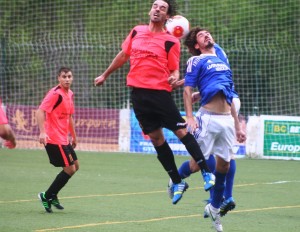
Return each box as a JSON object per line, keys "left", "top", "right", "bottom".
{"left": 210, "top": 204, "right": 220, "bottom": 213}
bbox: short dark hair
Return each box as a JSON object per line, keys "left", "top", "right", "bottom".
{"left": 184, "top": 27, "right": 207, "bottom": 56}
{"left": 161, "top": 0, "right": 177, "bottom": 17}
{"left": 57, "top": 67, "right": 72, "bottom": 76}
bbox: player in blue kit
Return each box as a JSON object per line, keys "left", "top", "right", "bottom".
{"left": 182, "top": 27, "right": 246, "bottom": 232}
{"left": 168, "top": 42, "right": 241, "bottom": 217}
{"left": 186, "top": 42, "right": 241, "bottom": 218}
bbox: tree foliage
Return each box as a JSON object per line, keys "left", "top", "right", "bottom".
{"left": 0, "top": 0, "right": 299, "bottom": 115}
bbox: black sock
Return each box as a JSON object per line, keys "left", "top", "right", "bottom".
{"left": 155, "top": 141, "right": 181, "bottom": 184}
{"left": 180, "top": 133, "right": 210, "bottom": 173}
{"left": 45, "top": 171, "right": 71, "bottom": 199}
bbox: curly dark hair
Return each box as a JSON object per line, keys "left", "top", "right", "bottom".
{"left": 183, "top": 27, "right": 206, "bottom": 56}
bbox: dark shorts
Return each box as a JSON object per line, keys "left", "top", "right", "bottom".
{"left": 130, "top": 88, "right": 186, "bottom": 134}
{"left": 45, "top": 143, "right": 78, "bottom": 167}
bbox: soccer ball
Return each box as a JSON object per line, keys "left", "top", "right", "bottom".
{"left": 165, "top": 15, "right": 190, "bottom": 40}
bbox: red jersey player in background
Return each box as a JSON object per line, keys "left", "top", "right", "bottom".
{"left": 0, "top": 98, "right": 16, "bottom": 149}
{"left": 36, "top": 67, "right": 78, "bottom": 213}
{"left": 94, "top": 0, "right": 215, "bottom": 205}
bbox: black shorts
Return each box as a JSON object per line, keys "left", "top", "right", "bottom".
{"left": 45, "top": 143, "right": 78, "bottom": 167}
{"left": 131, "top": 88, "right": 186, "bottom": 134}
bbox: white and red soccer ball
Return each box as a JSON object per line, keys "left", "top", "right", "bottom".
{"left": 165, "top": 15, "right": 190, "bottom": 40}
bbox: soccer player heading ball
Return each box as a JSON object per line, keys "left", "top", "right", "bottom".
{"left": 95, "top": 0, "right": 215, "bottom": 205}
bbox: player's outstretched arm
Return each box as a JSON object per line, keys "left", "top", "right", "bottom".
{"left": 94, "top": 50, "right": 130, "bottom": 86}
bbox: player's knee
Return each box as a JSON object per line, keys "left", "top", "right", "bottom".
{"left": 215, "top": 158, "right": 230, "bottom": 174}
{"left": 174, "top": 128, "right": 187, "bottom": 139}
{"left": 148, "top": 130, "right": 165, "bottom": 147}
{"left": 216, "top": 163, "right": 230, "bottom": 174}
{"left": 189, "top": 159, "right": 200, "bottom": 173}
{"left": 74, "top": 161, "right": 79, "bottom": 171}
{"left": 64, "top": 165, "right": 77, "bottom": 176}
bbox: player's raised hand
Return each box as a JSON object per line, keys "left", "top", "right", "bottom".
{"left": 94, "top": 75, "right": 106, "bottom": 86}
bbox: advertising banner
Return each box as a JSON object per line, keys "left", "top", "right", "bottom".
{"left": 261, "top": 115, "right": 300, "bottom": 160}
{"left": 5, "top": 105, "right": 119, "bottom": 151}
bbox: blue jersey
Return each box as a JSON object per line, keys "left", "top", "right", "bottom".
{"left": 184, "top": 54, "right": 234, "bottom": 106}
{"left": 214, "top": 43, "right": 239, "bottom": 98}
{"left": 214, "top": 43, "right": 230, "bottom": 67}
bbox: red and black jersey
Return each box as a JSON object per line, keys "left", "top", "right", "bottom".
{"left": 122, "top": 25, "right": 180, "bottom": 92}
{"left": 39, "top": 85, "right": 74, "bottom": 145}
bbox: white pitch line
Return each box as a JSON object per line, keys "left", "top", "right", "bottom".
{"left": 0, "top": 180, "right": 299, "bottom": 204}
{"left": 34, "top": 205, "right": 300, "bottom": 232}
{"left": 266, "top": 180, "right": 300, "bottom": 184}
